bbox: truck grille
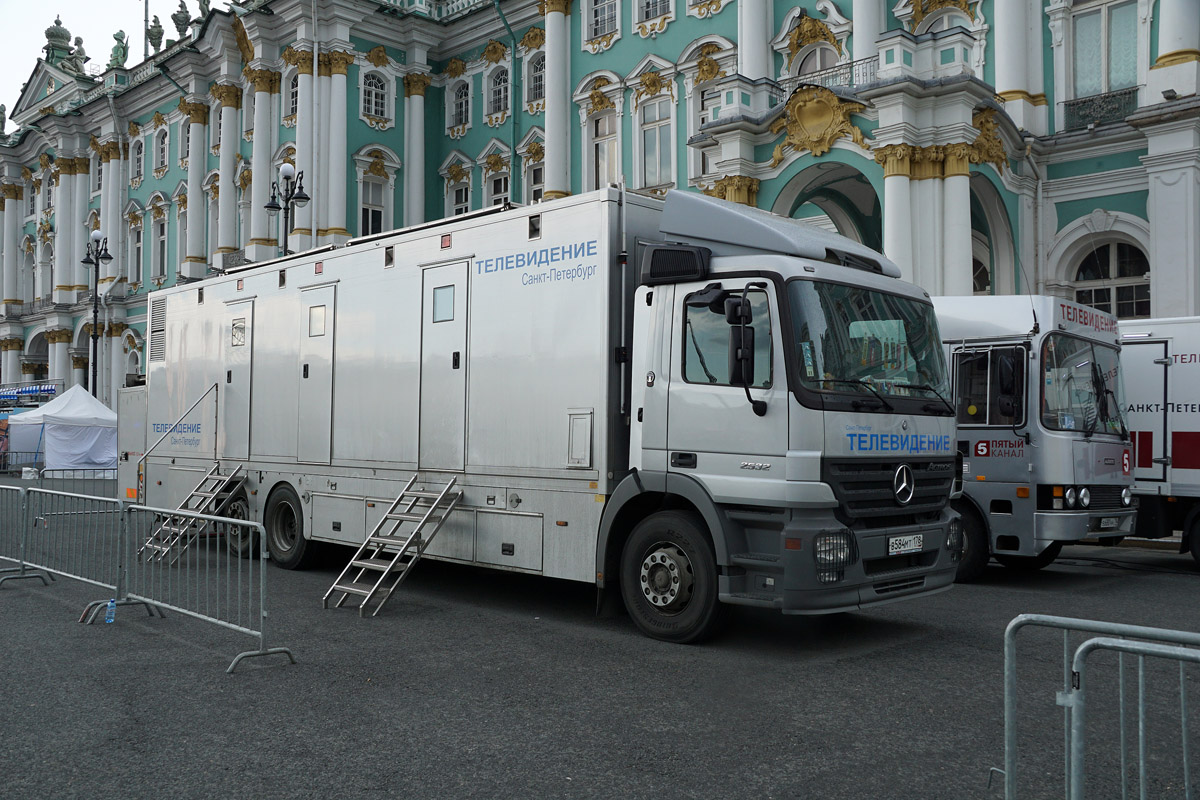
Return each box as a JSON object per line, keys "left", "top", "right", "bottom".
{"left": 822, "top": 458, "right": 955, "bottom": 525}
{"left": 1087, "top": 485, "right": 1127, "bottom": 512}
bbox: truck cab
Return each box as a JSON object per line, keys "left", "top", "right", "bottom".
{"left": 609, "top": 192, "right": 964, "bottom": 639}
{"left": 933, "top": 297, "right": 1136, "bottom": 581}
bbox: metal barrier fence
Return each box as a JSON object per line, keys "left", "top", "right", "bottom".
{"left": 0, "top": 486, "right": 294, "bottom": 673}
{"left": 38, "top": 468, "right": 117, "bottom": 499}
{"left": 997, "top": 614, "right": 1200, "bottom": 799}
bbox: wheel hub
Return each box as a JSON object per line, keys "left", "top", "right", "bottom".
{"left": 639, "top": 543, "right": 694, "bottom": 612}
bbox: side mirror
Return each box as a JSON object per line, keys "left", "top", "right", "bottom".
{"left": 728, "top": 325, "right": 755, "bottom": 386}
{"left": 725, "top": 296, "right": 752, "bottom": 325}
{"left": 997, "top": 394, "right": 1017, "bottom": 418}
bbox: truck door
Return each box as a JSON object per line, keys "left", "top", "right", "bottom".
{"left": 1123, "top": 338, "right": 1169, "bottom": 483}
{"left": 221, "top": 300, "right": 253, "bottom": 460}
{"left": 419, "top": 261, "right": 468, "bottom": 472}
{"left": 665, "top": 281, "right": 788, "bottom": 496}
{"left": 297, "top": 285, "right": 336, "bottom": 464}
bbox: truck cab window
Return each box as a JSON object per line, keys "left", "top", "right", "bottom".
{"left": 955, "top": 351, "right": 989, "bottom": 424}
{"left": 954, "top": 347, "right": 1025, "bottom": 426}
{"left": 682, "top": 289, "right": 771, "bottom": 388}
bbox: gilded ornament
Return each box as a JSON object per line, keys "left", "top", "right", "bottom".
{"left": 584, "top": 32, "right": 618, "bottom": 54}
{"left": 769, "top": 85, "right": 867, "bottom": 167}
{"left": 482, "top": 40, "right": 507, "bottom": 65}
{"left": 633, "top": 70, "right": 673, "bottom": 110}
{"left": 909, "top": 0, "right": 975, "bottom": 28}
{"left": 540, "top": 0, "right": 571, "bottom": 14}
{"left": 520, "top": 27, "right": 545, "bottom": 51}
{"left": 232, "top": 18, "right": 254, "bottom": 63}
{"left": 366, "top": 153, "right": 388, "bottom": 178}
{"left": 21, "top": 166, "right": 32, "bottom": 181}
{"left": 366, "top": 45, "right": 390, "bottom": 68}
{"left": 968, "top": 108, "right": 1006, "bottom": 170}
{"left": 872, "top": 144, "right": 914, "bottom": 177}
{"left": 127, "top": 210, "right": 143, "bottom": 226}
{"left": 177, "top": 194, "right": 187, "bottom": 211}
{"left": 446, "top": 162, "right": 469, "bottom": 185}
{"left": 89, "top": 135, "right": 101, "bottom": 153}
{"left": 689, "top": 0, "right": 725, "bottom": 19}
{"left": 128, "top": 121, "right": 141, "bottom": 137}
{"left": 210, "top": 82, "right": 242, "bottom": 109}
{"left": 403, "top": 73, "right": 431, "bottom": 98}
{"left": 444, "top": 58, "right": 466, "bottom": 79}
{"left": 704, "top": 175, "right": 760, "bottom": 206}
{"left": 525, "top": 141, "right": 544, "bottom": 163}
{"left": 586, "top": 78, "right": 616, "bottom": 116}
{"left": 151, "top": 111, "right": 167, "bottom": 129}
{"left": 327, "top": 51, "right": 356, "bottom": 76}
{"left": 90, "top": 216, "right": 100, "bottom": 230}
{"left": 484, "top": 153, "right": 509, "bottom": 176}
{"left": 39, "top": 106, "right": 56, "bottom": 116}
{"left": 178, "top": 99, "right": 209, "bottom": 125}
{"left": 151, "top": 204, "right": 166, "bottom": 220}
{"left": 696, "top": 45, "right": 726, "bottom": 83}
{"left": 282, "top": 46, "right": 314, "bottom": 75}
{"left": 364, "top": 115, "right": 392, "bottom": 130}
{"left": 636, "top": 17, "right": 670, "bottom": 39}
{"left": 208, "top": 183, "right": 219, "bottom": 200}
{"left": 39, "top": 153, "right": 52, "bottom": 170}
{"left": 238, "top": 169, "right": 252, "bottom": 190}
{"left": 787, "top": 13, "right": 842, "bottom": 70}
{"left": 244, "top": 67, "right": 281, "bottom": 94}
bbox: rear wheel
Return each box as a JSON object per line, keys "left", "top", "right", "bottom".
{"left": 995, "top": 541, "right": 1063, "bottom": 572}
{"left": 1187, "top": 518, "right": 1200, "bottom": 570}
{"left": 265, "top": 485, "right": 317, "bottom": 569}
{"left": 954, "top": 506, "right": 990, "bottom": 583}
{"left": 223, "top": 494, "right": 256, "bottom": 559}
{"left": 619, "top": 511, "right": 723, "bottom": 644}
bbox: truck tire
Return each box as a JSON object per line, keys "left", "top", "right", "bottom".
{"left": 995, "top": 541, "right": 1063, "bottom": 572}
{"left": 954, "top": 505, "right": 990, "bottom": 583}
{"left": 264, "top": 485, "right": 317, "bottom": 569}
{"left": 619, "top": 511, "right": 723, "bottom": 644}
{"left": 223, "top": 493, "right": 257, "bottom": 559}
{"left": 1188, "top": 518, "right": 1200, "bottom": 570}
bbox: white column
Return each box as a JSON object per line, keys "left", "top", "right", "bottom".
{"left": 53, "top": 169, "right": 74, "bottom": 303}
{"left": 879, "top": 146, "right": 914, "bottom": 282}
{"left": 326, "top": 52, "right": 351, "bottom": 241}
{"left": 100, "top": 145, "right": 120, "bottom": 284}
{"left": 544, "top": 3, "right": 571, "bottom": 199}
{"left": 403, "top": 74, "right": 430, "bottom": 226}
{"left": 71, "top": 355, "right": 86, "bottom": 390}
{"left": 2, "top": 186, "right": 19, "bottom": 306}
{"left": 941, "top": 145, "right": 974, "bottom": 296}
{"left": 109, "top": 323, "right": 126, "bottom": 405}
{"left": 182, "top": 102, "right": 208, "bottom": 280}
{"left": 73, "top": 165, "right": 89, "bottom": 294}
{"left": 1144, "top": 148, "right": 1200, "bottom": 317}
{"left": 4, "top": 348, "right": 20, "bottom": 387}
{"left": 737, "top": 0, "right": 771, "bottom": 80}
{"left": 317, "top": 57, "right": 332, "bottom": 239}
{"left": 851, "top": 0, "right": 883, "bottom": 62}
{"left": 1148, "top": 0, "right": 1200, "bottom": 99}
{"left": 214, "top": 86, "right": 240, "bottom": 256}
{"left": 246, "top": 69, "right": 279, "bottom": 260}
{"left": 994, "top": 0, "right": 1038, "bottom": 132}
{"left": 50, "top": 335, "right": 69, "bottom": 388}
{"left": 294, "top": 50, "right": 315, "bottom": 248}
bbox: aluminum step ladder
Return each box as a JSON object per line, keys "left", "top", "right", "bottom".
{"left": 138, "top": 463, "right": 247, "bottom": 564}
{"left": 323, "top": 475, "right": 461, "bottom": 617}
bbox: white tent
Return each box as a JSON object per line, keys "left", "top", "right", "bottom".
{"left": 8, "top": 385, "right": 118, "bottom": 469}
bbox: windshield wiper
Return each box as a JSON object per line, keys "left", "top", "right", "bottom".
{"left": 821, "top": 379, "right": 895, "bottom": 412}
{"left": 890, "top": 382, "right": 955, "bottom": 416}
{"left": 685, "top": 317, "right": 718, "bottom": 383}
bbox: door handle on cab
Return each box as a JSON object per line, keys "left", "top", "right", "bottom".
{"left": 671, "top": 452, "right": 697, "bottom": 468}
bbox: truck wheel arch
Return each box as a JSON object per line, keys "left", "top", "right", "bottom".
{"left": 596, "top": 470, "right": 730, "bottom": 589}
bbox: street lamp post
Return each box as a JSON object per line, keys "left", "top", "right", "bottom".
{"left": 264, "top": 162, "right": 310, "bottom": 256}
{"left": 80, "top": 229, "right": 113, "bottom": 398}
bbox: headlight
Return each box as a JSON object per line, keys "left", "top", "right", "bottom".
{"left": 814, "top": 532, "right": 856, "bottom": 584}
{"left": 1122, "top": 487, "right": 1133, "bottom": 506}
{"left": 1065, "top": 487, "right": 1077, "bottom": 509}
{"left": 1078, "top": 487, "right": 1090, "bottom": 508}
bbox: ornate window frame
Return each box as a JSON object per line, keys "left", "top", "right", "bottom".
{"left": 440, "top": 151, "right": 473, "bottom": 217}
{"left": 477, "top": 140, "right": 513, "bottom": 207}
{"left": 145, "top": 192, "right": 170, "bottom": 282}
{"left": 634, "top": 0, "right": 675, "bottom": 39}
{"left": 771, "top": 4, "right": 852, "bottom": 82}
{"left": 574, "top": 72, "right": 625, "bottom": 193}
{"left": 352, "top": 144, "right": 401, "bottom": 235}
{"left": 484, "top": 62, "right": 512, "bottom": 127}
{"left": 627, "top": 59, "right": 679, "bottom": 193}
{"left": 359, "top": 71, "right": 392, "bottom": 129}
{"left": 582, "top": 0, "right": 622, "bottom": 55}
{"left": 171, "top": 181, "right": 188, "bottom": 279}
{"left": 518, "top": 128, "right": 546, "bottom": 205}
{"left": 447, "top": 79, "right": 473, "bottom": 138}
{"left": 131, "top": 140, "right": 145, "bottom": 186}
{"left": 123, "top": 199, "right": 145, "bottom": 284}
{"left": 678, "top": 37, "right": 735, "bottom": 185}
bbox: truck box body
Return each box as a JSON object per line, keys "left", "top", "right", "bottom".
{"left": 128, "top": 189, "right": 965, "bottom": 639}
{"left": 934, "top": 296, "right": 1135, "bottom": 573}
{"left": 1118, "top": 317, "right": 1200, "bottom": 558}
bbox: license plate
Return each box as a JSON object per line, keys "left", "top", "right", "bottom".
{"left": 1100, "top": 517, "right": 1119, "bottom": 530}
{"left": 888, "top": 533, "right": 923, "bottom": 556}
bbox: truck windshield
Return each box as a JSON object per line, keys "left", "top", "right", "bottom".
{"left": 787, "top": 280, "right": 948, "bottom": 402}
{"left": 1041, "top": 334, "right": 1127, "bottom": 435}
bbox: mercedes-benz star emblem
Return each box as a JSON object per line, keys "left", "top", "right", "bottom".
{"left": 893, "top": 464, "right": 915, "bottom": 505}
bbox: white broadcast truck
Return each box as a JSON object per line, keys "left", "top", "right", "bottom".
{"left": 1118, "top": 316, "right": 1200, "bottom": 567}
{"left": 933, "top": 296, "right": 1136, "bottom": 581}
{"left": 119, "top": 187, "right": 965, "bottom": 642}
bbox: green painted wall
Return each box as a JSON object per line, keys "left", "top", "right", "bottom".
{"left": 1046, "top": 149, "right": 1147, "bottom": 180}
{"left": 1056, "top": 190, "right": 1148, "bottom": 232}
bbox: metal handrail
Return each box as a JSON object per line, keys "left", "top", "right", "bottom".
{"left": 136, "top": 382, "right": 218, "bottom": 504}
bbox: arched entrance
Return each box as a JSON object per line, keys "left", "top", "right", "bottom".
{"left": 770, "top": 160, "right": 882, "bottom": 251}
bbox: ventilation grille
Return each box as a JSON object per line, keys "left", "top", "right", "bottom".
{"left": 639, "top": 245, "right": 711, "bottom": 286}
{"left": 149, "top": 298, "right": 166, "bottom": 362}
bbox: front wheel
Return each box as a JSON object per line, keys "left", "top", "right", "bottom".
{"left": 1187, "top": 518, "right": 1200, "bottom": 570}
{"left": 995, "top": 541, "right": 1063, "bottom": 572}
{"left": 264, "top": 485, "right": 317, "bottom": 569}
{"left": 619, "top": 511, "right": 723, "bottom": 644}
{"left": 953, "top": 505, "right": 990, "bottom": 583}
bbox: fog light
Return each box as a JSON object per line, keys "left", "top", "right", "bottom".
{"left": 814, "top": 532, "right": 856, "bottom": 584}
{"left": 946, "top": 518, "right": 964, "bottom": 562}
{"left": 1078, "top": 487, "right": 1090, "bottom": 508}
{"left": 1122, "top": 487, "right": 1133, "bottom": 506}
{"left": 1065, "top": 487, "right": 1077, "bottom": 509}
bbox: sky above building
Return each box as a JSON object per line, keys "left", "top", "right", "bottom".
{"left": 0, "top": 1, "right": 207, "bottom": 125}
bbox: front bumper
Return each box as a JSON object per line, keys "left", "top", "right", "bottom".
{"left": 719, "top": 506, "right": 959, "bottom": 615}
{"left": 1034, "top": 507, "right": 1137, "bottom": 543}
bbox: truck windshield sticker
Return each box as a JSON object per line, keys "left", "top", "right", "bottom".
{"left": 801, "top": 342, "right": 815, "bottom": 378}
{"left": 477, "top": 240, "right": 600, "bottom": 287}
{"left": 845, "top": 433, "right": 952, "bottom": 453}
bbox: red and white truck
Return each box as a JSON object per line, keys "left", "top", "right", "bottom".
{"left": 1118, "top": 316, "right": 1200, "bottom": 567}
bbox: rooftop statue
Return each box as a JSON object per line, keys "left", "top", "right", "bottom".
{"left": 107, "top": 30, "right": 129, "bottom": 69}
{"left": 172, "top": 0, "right": 192, "bottom": 39}
{"left": 147, "top": 15, "right": 164, "bottom": 54}
{"left": 60, "top": 37, "right": 90, "bottom": 77}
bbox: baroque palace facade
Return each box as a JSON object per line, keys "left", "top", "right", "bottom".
{"left": 0, "top": 0, "right": 1197, "bottom": 405}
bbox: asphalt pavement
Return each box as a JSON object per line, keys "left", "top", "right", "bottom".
{"left": 1, "top": 543, "right": 1197, "bottom": 799}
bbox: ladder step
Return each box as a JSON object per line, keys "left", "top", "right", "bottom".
{"left": 331, "top": 582, "right": 372, "bottom": 597}
{"left": 369, "top": 535, "right": 423, "bottom": 548}
{"left": 385, "top": 512, "right": 428, "bottom": 522}
{"left": 351, "top": 557, "right": 401, "bottom": 571}
{"left": 404, "top": 490, "right": 462, "bottom": 500}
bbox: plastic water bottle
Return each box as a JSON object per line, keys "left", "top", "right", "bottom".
{"left": 104, "top": 598, "right": 116, "bottom": 624}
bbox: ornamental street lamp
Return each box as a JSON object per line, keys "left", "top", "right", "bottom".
{"left": 80, "top": 229, "right": 113, "bottom": 398}
{"left": 264, "top": 162, "right": 310, "bottom": 256}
